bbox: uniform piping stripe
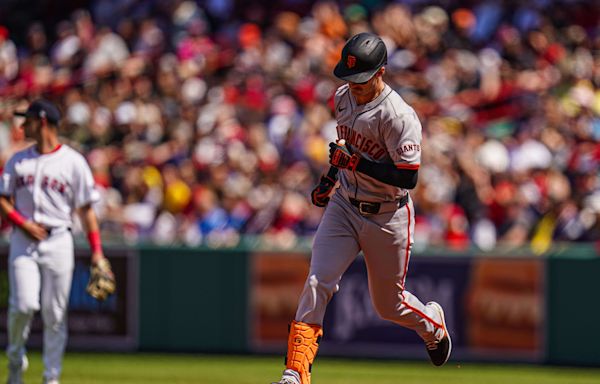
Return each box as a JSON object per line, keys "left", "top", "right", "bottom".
{"left": 403, "top": 300, "right": 443, "bottom": 329}
{"left": 396, "top": 163, "right": 420, "bottom": 170}
{"left": 400, "top": 203, "right": 411, "bottom": 288}
{"left": 399, "top": 203, "right": 443, "bottom": 330}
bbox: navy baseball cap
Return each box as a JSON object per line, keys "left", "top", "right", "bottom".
{"left": 14, "top": 99, "right": 61, "bottom": 124}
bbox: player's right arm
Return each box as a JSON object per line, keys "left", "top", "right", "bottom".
{"left": 310, "top": 86, "right": 346, "bottom": 207}
{"left": 0, "top": 195, "right": 48, "bottom": 241}
{"left": 0, "top": 154, "right": 48, "bottom": 241}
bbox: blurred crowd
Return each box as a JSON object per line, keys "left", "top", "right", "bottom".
{"left": 0, "top": 0, "right": 599, "bottom": 251}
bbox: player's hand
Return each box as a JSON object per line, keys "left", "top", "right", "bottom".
{"left": 311, "top": 174, "right": 337, "bottom": 207}
{"left": 91, "top": 251, "right": 105, "bottom": 266}
{"left": 329, "top": 141, "right": 360, "bottom": 171}
{"left": 87, "top": 258, "right": 116, "bottom": 301}
{"left": 21, "top": 220, "right": 48, "bottom": 241}
{"left": 91, "top": 252, "right": 114, "bottom": 281}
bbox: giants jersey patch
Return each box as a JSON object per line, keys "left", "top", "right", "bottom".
{"left": 334, "top": 84, "right": 422, "bottom": 202}
{"left": 0, "top": 145, "right": 99, "bottom": 228}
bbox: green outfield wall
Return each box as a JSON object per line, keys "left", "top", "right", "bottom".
{"left": 0, "top": 240, "right": 598, "bottom": 365}
{"left": 137, "top": 246, "right": 249, "bottom": 352}
{"left": 546, "top": 252, "right": 600, "bottom": 365}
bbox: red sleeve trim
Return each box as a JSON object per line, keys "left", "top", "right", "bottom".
{"left": 7, "top": 209, "right": 26, "bottom": 227}
{"left": 48, "top": 144, "right": 62, "bottom": 154}
{"left": 396, "top": 163, "right": 420, "bottom": 170}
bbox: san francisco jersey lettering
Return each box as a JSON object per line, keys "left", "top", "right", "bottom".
{"left": 334, "top": 83, "right": 423, "bottom": 202}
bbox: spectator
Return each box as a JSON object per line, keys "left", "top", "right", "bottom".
{"left": 0, "top": 26, "right": 18, "bottom": 86}
{"left": 0, "top": 0, "right": 598, "bottom": 250}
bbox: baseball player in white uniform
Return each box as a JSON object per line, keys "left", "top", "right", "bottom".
{"left": 0, "top": 99, "right": 110, "bottom": 384}
{"left": 272, "top": 33, "right": 451, "bottom": 384}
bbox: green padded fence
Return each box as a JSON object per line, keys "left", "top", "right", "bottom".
{"left": 137, "top": 246, "right": 249, "bottom": 352}
{"left": 546, "top": 252, "right": 600, "bottom": 366}
{"left": 2, "top": 238, "right": 600, "bottom": 365}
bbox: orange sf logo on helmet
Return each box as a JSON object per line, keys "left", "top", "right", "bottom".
{"left": 346, "top": 55, "right": 356, "bottom": 68}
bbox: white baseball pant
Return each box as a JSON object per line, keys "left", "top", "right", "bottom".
{"left": 7, "top": 228, "right": 73, "bottom": 380}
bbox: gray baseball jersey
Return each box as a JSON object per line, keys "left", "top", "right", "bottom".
{"left": 334, "top": 83, "right": 422, "bottom": 202}
{"left": 294, "top": 83, "right": 444, "bottom": 350}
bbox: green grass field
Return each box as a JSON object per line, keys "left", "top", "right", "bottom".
{"left": 2, "top": 352, "right": 600, "bottom": 384}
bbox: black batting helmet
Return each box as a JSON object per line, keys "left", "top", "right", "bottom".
{"left": 334, "top": 32, "right": 388, "bottom": 83}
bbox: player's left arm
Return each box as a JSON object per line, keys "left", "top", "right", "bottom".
{"left": 73, "top": 154, "right": 116, "bottom": 301}
{"left": 356, "top": 158, "right": 418, "bottom": 189}
{"left": 79, "top": 203, "right": 116, "bottom": 301}
{"left": 78, "top": 203, "right": 105, "bottom": 265}
{"left": 73, "top": 154, "right": 105, "bottom": 265}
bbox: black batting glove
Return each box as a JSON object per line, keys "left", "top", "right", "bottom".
{"left": 311, "top": 174, "right": 337, "bottom": 207}
{"left": 329, "top": 142, "right": 360, "bottom": 171}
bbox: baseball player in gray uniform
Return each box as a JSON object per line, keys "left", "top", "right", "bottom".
{"left": 0, "top": 99, "right": 113, "bottom": 384}
{"left": 272, "top": 33, "right": 451, "bottom": 384}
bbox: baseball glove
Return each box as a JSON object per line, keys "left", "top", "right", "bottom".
{"left": 86, "top": 258, "right": 116, "bottom": 301}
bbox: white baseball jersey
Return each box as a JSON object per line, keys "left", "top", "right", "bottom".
{"left": 334, "top": 83, "right": 422, "bottom": 202}
{"left": 0, "top": 144, "right": 99, "bottom": 227}
{"left": 2, "top": 143, "right": 99, "bottom": 380}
